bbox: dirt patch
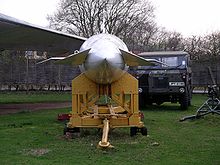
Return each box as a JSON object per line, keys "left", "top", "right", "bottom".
{"left": 21, "top": 148, "right": 51, "bottom": 157}
{"left": 0, "top": 102, "right": 71, "bottom": 115}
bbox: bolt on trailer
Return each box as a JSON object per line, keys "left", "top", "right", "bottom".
{"left": 130, "top": 51, "right": 192, "bottom": 110}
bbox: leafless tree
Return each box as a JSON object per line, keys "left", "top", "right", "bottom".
{"left": 183, "top": 32, "right": 220, "bottom": 61}
{"left": 183, "top": 36, "right": 204, "bottom": 60}
{"left": 47, "top": 0, "right": 156, "bottom": 51}
{"left": 149, "top": 28, "right": 184, "bottom": 51}
{"left": 203, "top": 32, "right": 220, "bottom": 57}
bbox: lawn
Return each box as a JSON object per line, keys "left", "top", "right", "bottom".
{"left": 0, "top": 94, "right": 219, "bottom": 165}
{"left": 0, "top": 91, "right": 71, "bottom": 104}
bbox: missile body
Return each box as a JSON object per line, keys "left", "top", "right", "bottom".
{"left": 79, "top": 34, "right": 129, "bottom": 84}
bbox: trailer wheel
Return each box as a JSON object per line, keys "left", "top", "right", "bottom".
{"left": 63, "top": 126, "right": 80, "bottom": 135}
{"left": 130, "top": 127, "right": 137, "bottom": 137}
{"left": 141, "top": 127, "right": 148, "bottom": 136}
{"left": 63, "top": 126, "right": 68, "bottom": 135}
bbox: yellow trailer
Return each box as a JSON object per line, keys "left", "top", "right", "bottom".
{"left": 64, "top": 72, "right": 148, "bottom": 148}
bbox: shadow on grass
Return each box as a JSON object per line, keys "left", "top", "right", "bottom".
{"left": 140, "top": 103, "right": 184, "bottom": 112}
{"left": 140, "top": 94, "right": 208, "bottom": 112}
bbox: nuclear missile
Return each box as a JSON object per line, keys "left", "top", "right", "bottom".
{"left": 54, "top": 33, "right": 159, "bottom": 84}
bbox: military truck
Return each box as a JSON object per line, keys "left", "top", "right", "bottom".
{"left": 131, "top": 51, "right": 192, "bottom": 110}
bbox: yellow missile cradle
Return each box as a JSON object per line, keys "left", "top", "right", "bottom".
{"left": 67, "top": 72, "right": 145, "bottom": 148}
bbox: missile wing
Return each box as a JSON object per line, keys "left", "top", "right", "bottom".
{"left": 56, "top": 49, "right": 91, "bottom": 65}
{"left": 120, "top": 49, "right": 155, "bottom": 66}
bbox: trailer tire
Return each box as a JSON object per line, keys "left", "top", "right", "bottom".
{"left": 141, "top": 127, "right": 148, "bottom": 136}
{"left": 63, "top": 126, "right": 68, "bottom": 135}
{"left": 130, "top": 127, "right": 137, "bottom": 137}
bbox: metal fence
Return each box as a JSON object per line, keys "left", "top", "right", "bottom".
{"left": 0, "top": 55, "right": 80, "bottom": 91}
{"left": 0, "top": 54, "right": 219, "bottom": 91}
{"left": 191, "top": 60, "right": 220, "bottom": 87}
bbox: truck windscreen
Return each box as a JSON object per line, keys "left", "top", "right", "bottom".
{"left": 139, "top": 55, "right": 187, "bottom": 69}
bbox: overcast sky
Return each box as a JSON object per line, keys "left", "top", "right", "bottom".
{"left": 0, "top": 0, "right": 220, "bottom": 37}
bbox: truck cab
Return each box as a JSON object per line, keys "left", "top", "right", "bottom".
{"left": 131, "top": 51, "right": 192, "bottom": 109}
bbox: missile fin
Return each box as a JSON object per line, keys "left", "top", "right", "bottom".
{"left": 120, "top": 49, "right": 156, "bottom": 66}
{"left": 55, "top": 49, "right": 91, "bottom": 66}
{"left": 37, "top": 57, "right": 65, "bottom": 64}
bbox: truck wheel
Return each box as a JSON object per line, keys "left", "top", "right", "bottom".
{"left": 139, "top": 94, "right": 146, "bottom": 108}
{"left": 141, "top": 127, "right": 148, "bottom": 136}
{"left": 130, "top": 127, "right": 137, "bottom": 136}
{"left": 188, "top": 91, "right": 192, "bottom": 106}
{"left": 156, "top": 101, "right": 163, "bottom": 106}
{"left": 180, "top": 92, "right": 189, "bottom": 110}
{"left": 188, "top": 98, "right": 191, "bottom": 106}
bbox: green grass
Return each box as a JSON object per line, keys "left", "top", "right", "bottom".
{"left": 0, "top": 94, "right": 220, "bottom": 165}
{"left": 0, "top": 91, "right": 71, "bottom": 104}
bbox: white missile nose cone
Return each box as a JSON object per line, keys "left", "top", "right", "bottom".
{"left": 86, "top": 43, "right": 120, "bottom": 62}
{"left": 79, "top": 34, "right": 129, "bottom": 84}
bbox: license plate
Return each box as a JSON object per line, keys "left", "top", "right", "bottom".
{"left": 169, "top": 82, "right": 185, "bottom": 86}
